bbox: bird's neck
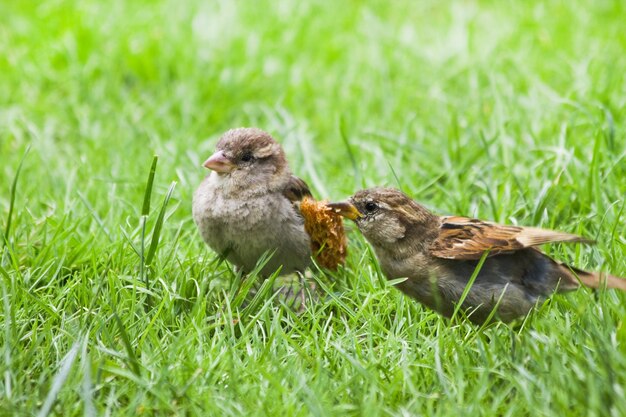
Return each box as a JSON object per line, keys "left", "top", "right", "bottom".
{"left": 373, "top": 228, "right": 438, "bottom": 280}
{"left": 387, "top": 226, "right": 438, "bottom": 259}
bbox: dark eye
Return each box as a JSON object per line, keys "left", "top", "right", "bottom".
{"left": 240, "top": 152, "right": 254, "bottom": 162}
{"left": 364, "top": 201, "right": 378, "bottom": 213}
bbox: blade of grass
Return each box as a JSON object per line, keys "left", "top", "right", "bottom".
{"left": 600, "top": 104, "right": 615, "bottom": 151}
{"left": 1, "top": 268, "right": 12, "bottom": 399}
{"left": 145, "top": 181, "right": 176, "bottom": 267}
{"left": 81, "top": 336, "right": 97, "bottom": 417}
{"left": 36, "top": 339, "right": 81, "bottom": 417}
{"left": 77, "top": 191, "right": 113, "bottom": 242}
{"left": 112, "top": 312, "right": 141, "bottom": 377}
{"left": 338, "top": 115, "right": 361, "bottom": 188}
{"left": 470, "top": 283, "right": 511, "bottom": 340}
{"left": 120, "top": 228, "right": 141, "bottom": 258}
{"left": 140, "top": 215, "right": 148, "bottom": 288}
{"left": 232, "top": 251, "right": 275, "bottom": 308}
{"left": 140, "top": 156, "right": 158, "bottom": 288}
{"left": 311, "top": 271, "right": 357, "bottom": 320}
{"left": 2, "top": 145, "right": 30, "bottom": 250}
{"left": 586, "top": 130, "right": 603, "bottom": 210}
{"left": 239, "top": 269, "right": 280, "bottom": 316}
{"left": 387, "top": 160, "right": 404, "bottom": 192}
{"left": 142, "top": 156, "right": 159, "bottom": 216}
{"left": 450, "top": 250, "right": 490, "bottom": 323}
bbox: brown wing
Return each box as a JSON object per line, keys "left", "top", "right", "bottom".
{"left": 282, "top": 175, "right": 313, "bottom": 203}
{"left": 429, "top": 216, "right": 593, "bottom": 260}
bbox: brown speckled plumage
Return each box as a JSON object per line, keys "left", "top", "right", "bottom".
{"left": 331, "top": 187, "right": 626, "bottom": 323}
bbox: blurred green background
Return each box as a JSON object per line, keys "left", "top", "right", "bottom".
{"left": 3, "top": 0, "right": 625, "bottom": 211}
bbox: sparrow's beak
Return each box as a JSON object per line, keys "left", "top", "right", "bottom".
{"left": 203, "top": 151, "right": 236, "bottom": 173}
{"left": 327, "top": 201, "right": 362, "bottom": 220}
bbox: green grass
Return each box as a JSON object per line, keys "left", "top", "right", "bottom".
{"left": 2, "top": 0, "right": 626, "bottom": 415}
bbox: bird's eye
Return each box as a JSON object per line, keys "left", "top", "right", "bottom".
{"left": 240, "top": 152, "right": 254, "bottom": 162}
{"left": 364, "top": 202, "right": 378, "bottom": 213}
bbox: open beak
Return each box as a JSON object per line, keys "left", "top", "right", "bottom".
{"left": 203, "top": 150, "right": 236, "bottom": 173}
{"left": 327, "top": 201, "right": 362, "bottom": 220}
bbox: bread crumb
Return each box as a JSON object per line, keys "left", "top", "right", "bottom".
{"left": 300, "top": 197, "right": 347, "bottom": 270}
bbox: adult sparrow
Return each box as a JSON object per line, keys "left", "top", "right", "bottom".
{"left": 192, "top": 128, "right": 345, "bottom": 296}
{"left": 329, "top": 187, "right": 626, "bottom": 323}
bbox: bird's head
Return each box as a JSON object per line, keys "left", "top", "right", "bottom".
{"left": 203, "top": 128, "right": 288, "bottom": 191}
{"left": 328, "top": 187, "right": 437, "bottom": 250}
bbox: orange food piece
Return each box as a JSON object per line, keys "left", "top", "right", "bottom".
{"left": 300, "top": 197, "right": 347, "bottom": 270}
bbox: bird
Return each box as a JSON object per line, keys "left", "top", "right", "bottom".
{"left": 329, "top": 187, "right": 626, "bottom": 324}
{"left": 192, "top": 127, "right": 346, "bottom": 307}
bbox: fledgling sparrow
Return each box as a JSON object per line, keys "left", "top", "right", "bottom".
{"left": 329, "top": 187, "right": 626, "bottom": 323}
{"left": 192, "top": 128, "right": 345, "bottom": 304}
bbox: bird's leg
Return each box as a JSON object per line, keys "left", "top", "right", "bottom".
{"left": 273, "top": 271, "right": 318, "bottom": 313}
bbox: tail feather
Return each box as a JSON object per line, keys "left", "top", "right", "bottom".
{"left": 567, "top": 266, "right": 626, "bottom": 292}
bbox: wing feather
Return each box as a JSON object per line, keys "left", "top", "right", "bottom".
{"left": 430, "top": 216, "right": 592, "bottom": 260}
{"left": 282, "top": 175, "right": 313, "bottom": 203}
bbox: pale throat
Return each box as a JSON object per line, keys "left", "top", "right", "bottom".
{"left": 207, "top": 169, "right": 283, "bottom": 197}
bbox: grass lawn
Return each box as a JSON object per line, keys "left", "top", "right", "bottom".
{"left": 2, "top": 0, "right": 626, "bottom": 415}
